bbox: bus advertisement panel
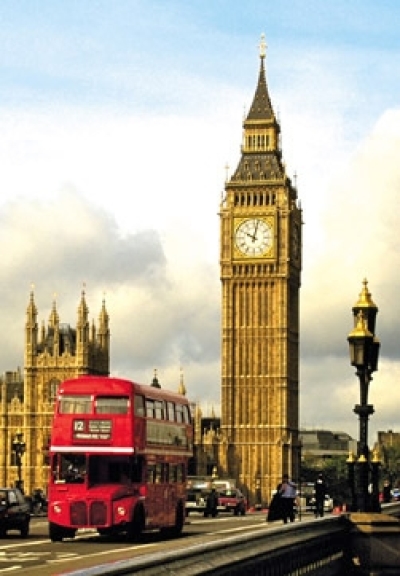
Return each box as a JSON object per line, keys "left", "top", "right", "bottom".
{"left": 48, "top": 376, "right": 193, "bottom": 542}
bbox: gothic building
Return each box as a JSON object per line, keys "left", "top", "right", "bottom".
{"left": 218, "top": 35, "right": 302, "bottom": 502}
{"left": 0, "top": 290, "right": 110, "bottom": 493}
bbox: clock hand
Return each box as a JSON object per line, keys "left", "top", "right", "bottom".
{"left": 246, "top": 232, "right": 256, "bottom": 242}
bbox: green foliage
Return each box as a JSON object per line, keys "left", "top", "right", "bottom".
{"left": 380, "top": 444, "right": 400, "bottom": 487}
{"left": 300, "top": 454, "right": 350, "bottom": 505}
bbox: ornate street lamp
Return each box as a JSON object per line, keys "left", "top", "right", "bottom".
{"left": 12, "top": 431, "right": 26, "bottom": 493}
{"left": 347, "top": 279, "right": 381, "bottom": 512}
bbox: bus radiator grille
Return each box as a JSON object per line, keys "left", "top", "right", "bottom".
{"left": 90, "top": 501, "right": 107, "bottom": 526}
{"left": 70, "top": 501, "right": 88, "bottom": 526}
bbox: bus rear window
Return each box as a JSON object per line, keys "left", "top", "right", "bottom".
{"left": 59, "top": 395, "right": 92, "bottom": 414}
{"left": 95, "top": 397, "right": 129, "bottom": 414}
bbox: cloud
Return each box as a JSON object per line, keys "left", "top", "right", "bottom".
{"left": 0, "top": 188, "right": 165, "bottom": 364}
{"left": 300, "top": 108, "right": 400, "bottom": 439}
{"left": 0, "top": 185, "right": 221, "bottom": 405}
{"left": 1, "top": 3, "right": 400, "bottom": 444}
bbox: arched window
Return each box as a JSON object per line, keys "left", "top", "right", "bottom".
{"left": 47, "top": 378, "right": 60, "bottom": 403}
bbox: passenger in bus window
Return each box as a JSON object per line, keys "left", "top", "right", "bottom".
{"left": 64, "top": 456, "right": 86, "bottom": 483}
{"left": 120, "top": 467, "right": 132, "bottom": 486}
{"left": 66, "top": 464, "right": 85, "bottom": 483}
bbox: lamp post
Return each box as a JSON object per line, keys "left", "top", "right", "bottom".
{"left": 347, "top": 279, "right": 380, "bottom": 512}
{"left": 12, "top": 431, "right": 26, "bottom": 493}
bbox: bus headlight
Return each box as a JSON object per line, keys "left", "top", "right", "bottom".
{"left": 53, "top": 504, "right": 62, "bottom": 514}
{"left": 117, "top": 506, "right": 126, "bottom": 516}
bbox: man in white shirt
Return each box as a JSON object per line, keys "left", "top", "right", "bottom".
{"left": 279, "top": 473, "right": 296, "bottom": 523}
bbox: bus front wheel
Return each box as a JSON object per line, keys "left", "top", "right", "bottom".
{"left": 126, "top": 506, "right": 145, "bottom": 543}
{"left": 171, "top": 502, "right": 185, "bottom": 537}
{"left": 49, "top": 522, "right": 64, "bottom": 542}
{"left": 49, "top": 522, "right": 76, "bottom": 542}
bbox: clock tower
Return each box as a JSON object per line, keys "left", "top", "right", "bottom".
{"left": 219, "top": 36, "right": 302, "bottom": 502}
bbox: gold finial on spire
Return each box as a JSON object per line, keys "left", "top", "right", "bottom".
{"left": 259, "top": 33, "right": 267, "bottom": 59}
{"left": 178, "top": 367, "right": 186, "bottom": 396}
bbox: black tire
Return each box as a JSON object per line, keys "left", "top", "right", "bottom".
{"left": 173, "top": 503, "right": 185, "bottom": 536}
{"left": 126, "top": 506, "right": 145, "bottom": 543}
{"left": 20, "top": 519, "right": 30, "bottom": 538}
{"left": 49, "top": 522, "right": 66, "bottom": 542}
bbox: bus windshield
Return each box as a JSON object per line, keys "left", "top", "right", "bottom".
{"left": 52, "top": 453, "right": 143, "bottom": 485}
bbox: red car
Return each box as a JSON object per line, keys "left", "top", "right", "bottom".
{"left": 217, "top": 488, "right": 247, "bottom": 516}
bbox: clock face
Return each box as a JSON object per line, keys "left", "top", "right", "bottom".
{"left": 235, "top": 218, "right": 273, "bottom": 257}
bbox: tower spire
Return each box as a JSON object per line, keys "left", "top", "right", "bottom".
{"left": 49, "top": 294, "right": 59, "bottom": 328}
{"left": 245, "top": 33, "right": 275, "bottom": 123}
{"left": 229, "top": 34, "right": 283, "bottom": 183}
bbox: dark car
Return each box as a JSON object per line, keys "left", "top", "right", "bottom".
{"left": 217, "top": 488, "right": 247, "bottom": 516}
{"left": 0, "top": 488, "right": 31, "bottom": 537}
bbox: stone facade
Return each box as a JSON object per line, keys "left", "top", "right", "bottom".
{"left": 0, "top": 290, "right": 110, "bottom": 494}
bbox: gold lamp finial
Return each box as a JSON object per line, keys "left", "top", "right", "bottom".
{"left": 354, "top": 278, "right": 377, "bottom": 310}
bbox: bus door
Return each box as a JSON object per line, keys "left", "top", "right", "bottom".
{"left": 146, "top": 463, "right": 163, "bottom": 527}
{"left": 163, "top": 463, "right": 176, "bottom": 525}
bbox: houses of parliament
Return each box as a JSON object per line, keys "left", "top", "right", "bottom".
{"left": 0, "top": 36, "right": 302, "bottom": 503}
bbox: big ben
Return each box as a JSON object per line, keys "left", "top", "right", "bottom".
{"left": 219, "top": 35, "right": 302, "bottom": 502}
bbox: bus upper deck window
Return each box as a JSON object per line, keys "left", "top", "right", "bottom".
{"left": 175, "top": 405, "right": 183, "bottom": 423}
{"left": 146, "top": 399, "right": 155, "bottom": 418}
{"left": 95, "top": 397, "right": 129, "bottom": 414}
{"left": 59, "top": 395, "right": 92, "bottom": 414}
{"left": 154, "top": 400, "right": 164, "bottom": 420}
{"left": 166, "top": 401, "right": 175, "bottom": 421}
{"left": 134, "top": 394, "right": 145, "bottom": 417}
{"left": 183, "top": 405, "right": 191, "bottom": 424}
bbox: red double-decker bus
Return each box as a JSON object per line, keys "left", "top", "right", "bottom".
{"left": 48, "top": 375, "right": 193, "bottom": 542}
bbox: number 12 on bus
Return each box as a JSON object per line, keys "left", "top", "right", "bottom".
{"left": 48, "top": 376, "right": 193, "bottom": 542}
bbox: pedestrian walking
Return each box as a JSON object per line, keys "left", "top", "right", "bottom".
{"left": 314, "top": 473, "right": 326, "bottom": 517}
{"left": 267, "top": 483, "right": 284, "bottom": 522}
{"left": 382, "top": 479, "right": 392, "bottom": 504}
{"left": 279, "top": 474, "right": 296, "bottom": 524}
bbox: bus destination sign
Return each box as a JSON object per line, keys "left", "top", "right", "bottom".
{"left": 73, "top": 419, "right": 112, "bottom": 440}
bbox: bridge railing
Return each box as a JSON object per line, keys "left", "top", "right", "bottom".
{"left": 62, "top": 502, "right": 400, "bottom": 576}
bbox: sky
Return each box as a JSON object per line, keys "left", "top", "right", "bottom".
{"left": 1, "top": 0, "right": 400, "bottom": 443}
